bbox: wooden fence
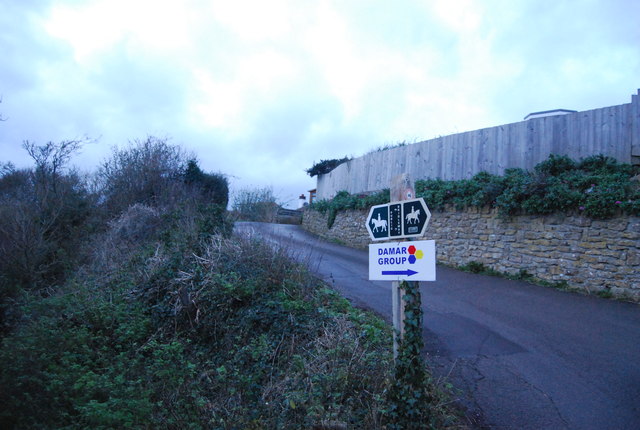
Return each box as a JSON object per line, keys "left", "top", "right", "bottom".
{"left": 317, "top": 89, "right": 640, "bottom": 200}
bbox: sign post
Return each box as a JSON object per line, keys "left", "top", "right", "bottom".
{"left": 368, "top": 173, "right": 435, "bottom": 419}
{"left": 365, "top": 173, "right": 436, "bottom": 359}
{"left": 391, "top": 174, "right": 411, "bottom": 358}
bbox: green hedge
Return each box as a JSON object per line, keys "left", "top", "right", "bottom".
{"left": 311, "top": 189, "right": 390, "bottom": 228}
{"left": 311, "top": 154, "right": 640, "bottom": 220}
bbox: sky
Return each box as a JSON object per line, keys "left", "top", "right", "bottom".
{"left": 1, "top": 0, "right": 639, "bottom": 207}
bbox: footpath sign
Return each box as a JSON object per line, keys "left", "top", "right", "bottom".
{"left": 365, "top": 173, "right": 436, "bottom": 361}
{"left": 366, "top": 198, "right": 431, "bottom": 241}
{"left": 369, "top": 240, "right": 436, "bottom": 281}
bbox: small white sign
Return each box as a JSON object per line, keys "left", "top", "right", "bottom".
{"left": 368, "top": 240, "right": 436, "bottom": 281}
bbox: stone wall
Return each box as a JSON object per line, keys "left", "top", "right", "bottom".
{"left": 302, "top": 207, "right": 640, "bottom": 302}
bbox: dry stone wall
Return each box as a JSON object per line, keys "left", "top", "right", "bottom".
{"left": 302, "top": 207, "right": 640, "bottom": 302}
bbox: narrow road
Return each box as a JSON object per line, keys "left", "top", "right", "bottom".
{"left": 235, "top": 222, "right": 640, "bottom": 429}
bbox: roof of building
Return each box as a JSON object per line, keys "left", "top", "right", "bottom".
{"left": 524, "top": 109, "right": 577, "bottom": 120}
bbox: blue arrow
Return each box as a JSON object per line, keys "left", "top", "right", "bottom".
{"left": 381, "top": 269, "right": 418, "bottom": 276}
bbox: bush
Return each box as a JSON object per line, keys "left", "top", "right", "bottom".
{"left": 534, "top": 154, "right": 577, "bottom": 176}
{"left": 183, "top": 159, "right": 229, "bottom": 207}
{"left": 311, "top": 154, "right": 639, "bottom": 221}
{"left": 311, "top": 189, "right": 390, "bottom": 228}
{"left": 1, "top": 138, "right": 232, "bottom": 335}
{"left": 0, "top": 142, "right": 94, "bottom": 293}
{"left": 231, "top": 186, "right": 279, "bottom": 222}
{"left": 97, "top": 136, "right": 189, "bottom": 216}
{"left": 306, "top": 157, "right": 351, "bottom": 177}
{"left": 415, "top": 154, "right": 639, "bottom": 219}
{"left": 0, "top": 225, "right": 415, "bottom": 428}
{"left": 0, "top": 281, "right": 204, "bottom": 429}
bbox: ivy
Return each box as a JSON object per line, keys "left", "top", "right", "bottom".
{"left": 384, "top": 281, "right": 434, "bottom": 429}
{"left": 415, "top": 154, "right": 639, "bottom": 219}
{"left": 310, "top": 189, "right": 390, "bottom": 228}
{"left": 311, "top": 154, "right": 639, "bottom": 220}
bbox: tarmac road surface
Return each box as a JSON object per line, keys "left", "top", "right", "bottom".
{"left": 234, "top": 222, "right": 640, "bottom": 430}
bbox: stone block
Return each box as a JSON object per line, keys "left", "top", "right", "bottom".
{"left": 593, "top": 219, "right": 628, "bottom": 231}
{"left": 627, "top": 251, "right": 640, "bottom": 266}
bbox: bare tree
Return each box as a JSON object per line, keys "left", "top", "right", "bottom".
{"left": 22, "top": 139, "right": 84, "bottom": 190}
{"left": 0, "top": 162, "right": 14, "bottom": 176}
{"left": 0, "top": 140, "right": 91, "bottom": 289}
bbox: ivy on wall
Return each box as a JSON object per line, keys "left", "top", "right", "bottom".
{"left": 310, "top": 154, "right": 640, "bottom": 220}
{"left": 311, "top": 189, "right": 390, "bottom": 228}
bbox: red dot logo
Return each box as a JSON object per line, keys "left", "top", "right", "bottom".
{"left": 407, "top": 245, "right": 423, "bottom": 264}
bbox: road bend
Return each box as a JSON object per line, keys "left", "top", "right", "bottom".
{"left": 234, "top": 222, "right": 640, "bottom": 430}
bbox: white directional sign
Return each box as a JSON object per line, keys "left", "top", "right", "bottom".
{"left": 368, "top": 240, "right": 436, "bottom": 281}
{"left": 365, "top": 198, "right": 431, "bottom": 241}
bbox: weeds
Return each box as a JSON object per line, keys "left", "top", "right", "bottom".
{"left": 456, "top": 261, "right": 583, "bottom": 295}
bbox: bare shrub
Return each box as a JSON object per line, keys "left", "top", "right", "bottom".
{"left": 97, "top": 136, "right": 189, "bottom": 216}
{"left": 0, "top": 142, "right": 92, "bottom": 291}
{"left": 108, "top": 203, "right": 161, "bottom": 242}
{"left": 232, "top": 186, "right": 279, "bottom": 222}
{"left": 88, "top": 204, "right": 162, "bottom": 279}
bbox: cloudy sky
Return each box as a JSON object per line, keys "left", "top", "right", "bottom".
{"left": 1, "top": 0, "right": 638, "bottom": 206}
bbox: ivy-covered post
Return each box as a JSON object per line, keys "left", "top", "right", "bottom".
{"left": 386, "top": 279, "right": 433, "bottom": 428}
{"left": 390, "top": 173, "right": 415, "bottom": 359}
{"left": 386, "top": 174, "right": 433, "bottom": 428}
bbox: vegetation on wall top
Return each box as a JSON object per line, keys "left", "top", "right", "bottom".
{"left": 310, "top": 154, "right": 640, "bottom": 220}
{"left": 306, "top": 156, "right": 351, "bottom": 177}
{"left": 311, "top": 189, "right": 390, "bottom": 228}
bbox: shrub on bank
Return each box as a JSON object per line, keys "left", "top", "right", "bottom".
{"left": 0, "top": 226, "right": 454, "bottom": 428}
{"left": 1, "top": 137, "right": 460, "bottom": 429}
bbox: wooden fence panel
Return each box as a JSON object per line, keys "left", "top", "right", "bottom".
{"left": 316, "top": 91, "right": 639, "bottom": 200}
